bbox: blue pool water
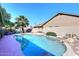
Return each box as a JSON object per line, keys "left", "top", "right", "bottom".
{"left": 15, "top": 34, "right": 66, "bottom": 56}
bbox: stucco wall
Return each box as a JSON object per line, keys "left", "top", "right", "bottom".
{"left": 33, "top": 14, "right": 79, "bottom": 36}
{"left": 32, "top": 28, "right": 43, "bottom": 33}
{"left": 43, "top": 15, "right": 79, "bottom": 28}
{"left": 32, "top": 26, "right": 79, "bottom": 36}
{"left": 43, "top": 26, "right": 79, "bottom": 36}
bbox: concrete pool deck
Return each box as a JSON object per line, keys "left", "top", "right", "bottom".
{"left": 0, "top": 35, "right": 23, "bottom": 56}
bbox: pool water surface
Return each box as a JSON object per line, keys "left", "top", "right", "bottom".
{"left": 15, "top": 34, "right": 66, "bottom": 56}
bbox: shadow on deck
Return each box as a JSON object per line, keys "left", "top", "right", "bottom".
{"left": 0, "top": 35, "right": 23, "bottom": 56}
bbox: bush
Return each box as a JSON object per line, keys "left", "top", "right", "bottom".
{"left": 4, "top": 29, "right": 16, "bottom": 35}
{"left": 46, "top": 32, "right": 57, "bottom": 37}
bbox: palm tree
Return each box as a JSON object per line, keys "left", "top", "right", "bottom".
{"left": 15, "top": 16, "right": 29, "bottom": 33}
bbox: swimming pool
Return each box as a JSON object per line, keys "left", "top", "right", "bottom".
{"left": 15, "top": 34, "right": 66, "bottom": 56}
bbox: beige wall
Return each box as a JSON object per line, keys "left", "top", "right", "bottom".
{"left": 43, "top": 15, "right": 79, "bottom": 28}
{"left": 32, "top": 28, "right": 43, "bottom": 33}
{"left": 43, "top": 26, "right": 79, "bottom": 36}
{"left": 32, "top": 15, "right": 79, "bottom": 36}
{"left": 32, "top": 27, "right": 79, "bottom": 36}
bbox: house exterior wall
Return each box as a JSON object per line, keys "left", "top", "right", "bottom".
{"left": 43, "top": 26, "right": 79, "bottom": 36}
{"left": 32, "top": 28, "right": 43, "bottom": 33}
{"left": 33, "top": 14, "right": 79, "bottom": 36}
{"left": 43, "top": 15, "right": 79, "bottom": 28}
{"left": 42, "top": 15, "right": 79, "bottom": 36}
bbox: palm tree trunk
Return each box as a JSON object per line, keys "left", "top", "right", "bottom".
{"left": 22, "top": 26, "right": 24, "bottom": 33}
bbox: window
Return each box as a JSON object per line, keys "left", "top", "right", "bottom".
{"left": 49, "top": 25, "right": 59, "bottom": 27}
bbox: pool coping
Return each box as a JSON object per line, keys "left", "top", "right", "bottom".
{"left": 63, "top": 41, "right": 78, "bottom": 56}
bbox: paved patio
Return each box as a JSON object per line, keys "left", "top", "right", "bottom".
{"left": 0, "top": 35, "right": 23, "bottom": 56}
{"left": 71, "top": 41, "right": 79, "bottom": 55}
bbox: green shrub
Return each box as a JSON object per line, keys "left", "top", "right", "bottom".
{"left": 46, "top": 32, "right": 57, "bottom": 37}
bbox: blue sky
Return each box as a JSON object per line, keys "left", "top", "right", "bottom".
{"left": 1, "top": 3, "right": 79, "bottom": 26}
